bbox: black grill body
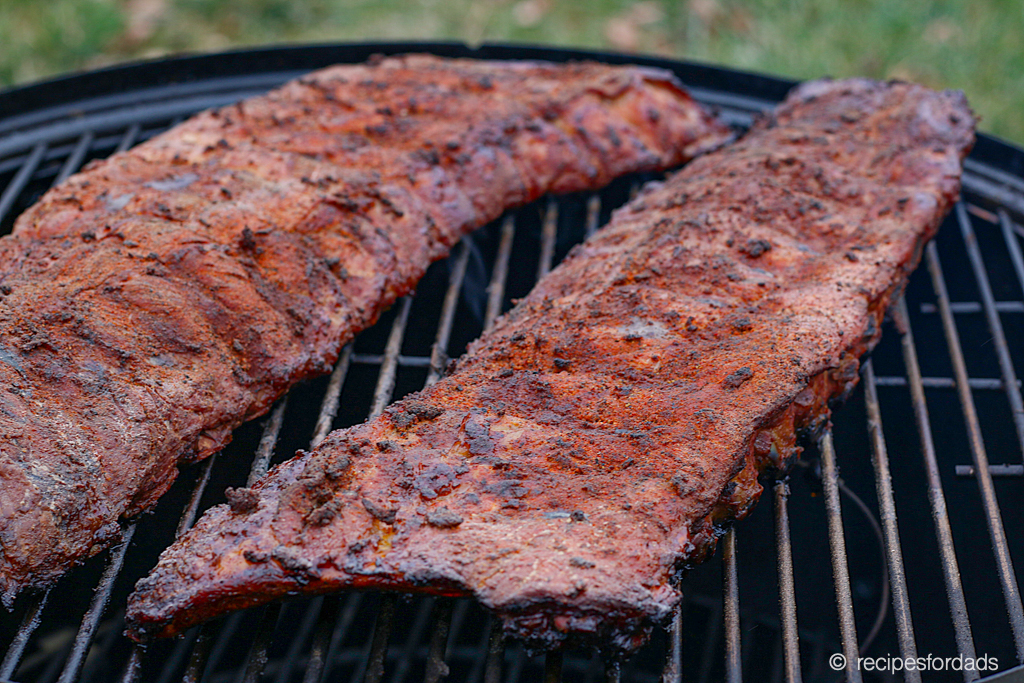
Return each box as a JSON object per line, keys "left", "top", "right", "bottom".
{"left": 0, "top": 43, "right": 1022, "bottom": 683}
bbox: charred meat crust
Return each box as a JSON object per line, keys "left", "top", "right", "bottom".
{"left": 0, "top": 55, "right": 730, "bottom": 603}
{"left": 125, "top": 78, "right": 974, "bottom": 652}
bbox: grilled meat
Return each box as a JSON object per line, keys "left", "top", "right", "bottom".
{"left": 126, "top": 78, "right": 974, "bottom": 651}
{"left": 0, "top": 55, "right": 730, "bottom": 602}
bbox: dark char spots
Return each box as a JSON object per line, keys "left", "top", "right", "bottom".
{"left": 239, "top": 227, "right": 258, "bottom": 252}
{"left": 271, "top": 546, "right": 321, "bottom": 581}
{"left": 740, "top": 238, "right": 772, "bottom": 257}
{"left": 362, "top": 498, "right": 397, "bottom": 524}
{"left": 243, "top": 549, "right": 269, "bottom": 564}
{"left": 391, "top": 401, "right": 445, "bottom": 428}
{"left": 306, "top": 498, "right": 343, "bottom": 526}
{"left": 426, "top": 508, "right": 464, "bottom": 528}
{"left": 722, "top": 367, "right": 753, "bottom": 389}
{"left": 225, "top": 487, "right": 259, "bottom": 513}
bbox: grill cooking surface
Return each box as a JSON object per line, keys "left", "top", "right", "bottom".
{"left": 1, "top": 43, "right": 1023, "bottom": 683}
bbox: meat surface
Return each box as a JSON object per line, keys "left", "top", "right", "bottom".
{"left": 125, "top": 78, "right": 974, "bottom": 651}
{"left": 0, "top": 55, "right": 731, "bottom": 603}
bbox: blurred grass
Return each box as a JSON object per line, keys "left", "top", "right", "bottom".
{"left": 0, "top": 0, "right": 1021, "bottom": 143}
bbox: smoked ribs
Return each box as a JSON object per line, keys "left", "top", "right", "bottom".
{"left": 0, "top": 55, "right": 730, "bottom": 602}
{"left": 125, "top": 78, "right": 975, "bottom": 651}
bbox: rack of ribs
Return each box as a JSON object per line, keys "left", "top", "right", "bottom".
{"left": 0, "top": 54, "right": 731, "bottom": 603}
{"left": 125, "top": 78, "right": 974, "bottom": 651}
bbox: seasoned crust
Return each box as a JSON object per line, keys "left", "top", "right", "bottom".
{"left": 125, "top": 78, "right": 974, "bottom": 651}
{"left": 0, "top": 55, "right": 729, "bottom": 603}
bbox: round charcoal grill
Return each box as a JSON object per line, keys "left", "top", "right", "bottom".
{"left": 0, "top": 43, "right": 1023, "bottom": 683}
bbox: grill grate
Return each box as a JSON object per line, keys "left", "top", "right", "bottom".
{"left": 0, "top": 43, "right": 1023, "bottom": 683}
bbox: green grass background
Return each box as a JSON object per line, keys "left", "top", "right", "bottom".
{"left": 0, "top": 0, "right": 1021, "bottom": 144}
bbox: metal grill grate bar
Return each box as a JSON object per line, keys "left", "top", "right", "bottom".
{"left": 361, "top": 595, "right": 398, "bottom": 683}
{"left": 350, "top": 354, "right": 431, "bottom": 368}
{"left": 313, "top": 346, "right": 354, "bottom": 449}
{"left": 963, "top": 158, "right": 1024, "bottom": 198}
{"left": 115, "top": 124, "right": 141, "bottom": 154}
{"left": 56, "top": 524, "right": 138, "bottom": 683}
{"left": 999, "top": 211, "right": 1024, "bottom": 305}
{"left": 153, "top": 631, "right": 199, "bottom": 683}
{"left": 250, "top": 399, "right": 289, "bottom": 485}
{"left": 423, "top": 599, "right": 455, "bottom": 683}
{"left": 819, "top": 432, "right": 863, "bottom": 683}
{"left": 472, "top": 201, "right": 570, "bottom": 683}
{"left": 772, "top": 482, "right": 802, "bottom": 683}
{"left": 505, "top": 643, "right": 527, "bottom": 683}
{"left": 957, "top": 464, "right": 1024, "bottom": 477}
{"left": 365, "top": 296, "right": 463, "bottom": 683}
{"left": 161, "top": 637, "right": 198, "bottom": 683}
{"left": 445, "top": 601, "right": 471, "bottom": 666}
{"left": 485, "top": 216, "right": 516, "bottom": 334}
{"left": 722, "top": 530, "right": 741, "bottom": 683}
{"left": 0, "top": 142, "right": 46, "bottom": 224}
{"left": 872, "top": 375, "right": 1018, "bottom": 390}
{"left": 660, "top": 604, "right": 682, "bottom": 683}
{"left": 292, "top": 352, "right": 356, "bottom": 683}
{"left": 920, "top": 301, "right": 1024, "bottom": 313}
{"left": 955, "top": 203, "right": 1024, "bottom": 460}
{"left": 0, "top": 591, "right": 49, "bottom": 680}
{"left": 369, "top": 297, "right": 414, "bottom": 420}
{"left": 0, "top": 89, "right": 278, "bottom": 162}
{"left": 427, "top": 241, "right": 472, "bottom": 386}
{"left": 55, "top": 132, "right": 94, "bottom": 184}
{"left": 894, "top": 294, "right": 981, "bottom": 677}
{"left": 926, "top": 242, "right": 1024, "bottom": 662}
{"left": 177, "top": 455, "right": 219, "bottom": 539}
{"left": 861, "top": 359, "right": 921, "bottom": 681}
{"left": 538, "top": 200, "right": 558, "bottom": 280}
{"left": 961, "top": 173, "right": 1024, "bottom": 218}
{"left": 117, "top": 646, "right": 143, "bottom": 683}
